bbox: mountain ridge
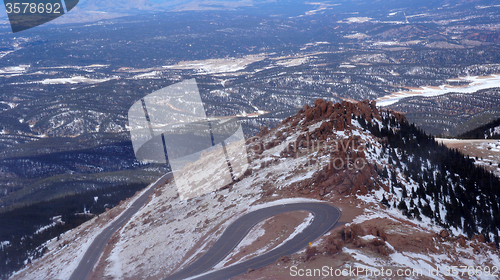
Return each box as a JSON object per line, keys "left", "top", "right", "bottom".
{"left": 10, "top": 99, "right": 500, "bottom": 280}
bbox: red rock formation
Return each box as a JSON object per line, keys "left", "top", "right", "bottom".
{"left": 254, "top": 99, "right": 399, "bottom": 196}
{"left": 325, "top": 236, "right": 344, "bottom": 255}
{"left": 457, "top": 235, "right": 467, "bottom": 247}
{"left": 371, "top": 227, "right": 388, "bottom": 241}
{"left": 305, "top": 246, "right": 318, "bottom": 261}
{"left": 378, "top": 245, "right": 389, "bottom": 256}
{"left": 472, "top": 234, "right": 486, "bottom": 243}
{"left": 439, "top": 229, "right": 450, "bottom": 238}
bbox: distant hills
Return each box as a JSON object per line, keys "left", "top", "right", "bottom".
{"left": 386, "top": 89, "right": 500, "bottom": 137}
{"left": 0, "top": 0, "right": 264, "bottom": 24}
{"left": 2, "top": 0, "right": 497, "bottom": 24}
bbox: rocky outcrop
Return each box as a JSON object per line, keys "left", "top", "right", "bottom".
{"left": 439, "top": 229, "right": 450, "bottom": 238}
{"left": 339, "top": 224, "right": 364, "bottom": 242}
{"left": 305, "top": 246, "right": 318, "bottom": 261}
{"left": 325, "top": 235, "right": 344, "bottom": 255}
{"left": 371, "top": 226, "right": 387, "bottom": 241}
{"left": 313, "top": 155, "right": 377, "bottom": 195}
{"left": 297, "top": 99, "right": 384, "bottom": 131}
{"left": 472, "top": 234, "right": 486, "bottom": 243}
{"left": 336, "top": 224, "right": 392, "bottom": 256}
{"left": 253, "top": 99, "right": 393, "bottom": 196}
{"left": 457, "top": 235, "right": 467, "bottom": 247}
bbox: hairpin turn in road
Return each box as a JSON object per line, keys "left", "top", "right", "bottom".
{"left": 166, "top": 202, "right": 341, "bottom": 280}
{"left": 69, "top": 172, "right": 341, "bottom": 280}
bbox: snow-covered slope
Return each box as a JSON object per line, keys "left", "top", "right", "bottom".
{"left": 12, "top": 99, "right": 500, "bottom": 280}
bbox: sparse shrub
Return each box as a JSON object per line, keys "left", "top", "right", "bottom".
{"left": 305, "top": 246, "right": 318, "bottom": 260}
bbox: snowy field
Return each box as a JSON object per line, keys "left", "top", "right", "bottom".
{"left": 377, "top": 74, "right": 500, "bottom": 106}
{"left": 437, "top": 138, "right": 500, "bottom": 178}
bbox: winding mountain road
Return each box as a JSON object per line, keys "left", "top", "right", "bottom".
{"left": 166, "top": 202, "right": 341, "bottom": 280}
{"left": 69, "top": 173, "right": 341, "bottom": 280}
{"left": 68, "top": 172, "right": 173, "bottom": 280}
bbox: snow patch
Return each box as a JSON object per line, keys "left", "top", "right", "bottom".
{"left": 377, "top": 74, "right": 500, "bottom": 106}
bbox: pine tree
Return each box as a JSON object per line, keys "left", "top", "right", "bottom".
{"left": 361, "top": 108, "right": 500, "bottom": 244}
{"left": 358, "top": 116, "right": 366, "bottom": 128}
{"left": 398, "top": 200, "right": 408, "bottom": 214}
{"left": 381, "top": 195, "right": 390, "bottom": 208}
{"left": 421, "top": 203, "right": 433, "bottom": 218}
{"left": 391, "top": 170, "right": 398, "bottom": 186}
{"left": 413, "top": 207, "right": 422, "bottom": 221}
{"left": 434, "top": 200, "right": 441, "bottom": 222}
{"left": 382, "top": 167, "right": 389, "bottom": 178}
